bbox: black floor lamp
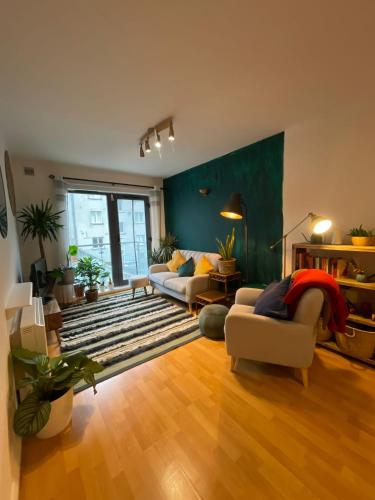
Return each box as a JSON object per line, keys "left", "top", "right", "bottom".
{"left": 220, "top": 193, "right": 249, "bottom": 283}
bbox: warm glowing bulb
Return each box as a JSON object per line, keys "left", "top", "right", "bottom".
{"left": 145, "top": 138, "right": 151, "bottom": 153}
{"left": 155, "top": 130, "right": 161, "bottom": 148}
{"left": 168, "top": 121, "right": 175, "bottom": 141}
{"left": 313, "top": 219, "right": 332, "bottom": 234}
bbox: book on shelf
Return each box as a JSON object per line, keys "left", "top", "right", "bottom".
{"left": 294, "top": 250, "right": 349, "bottom": 279}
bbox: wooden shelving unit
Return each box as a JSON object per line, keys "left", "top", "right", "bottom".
{"left": 292, "top": 243, "right": 375, "bottom": 366}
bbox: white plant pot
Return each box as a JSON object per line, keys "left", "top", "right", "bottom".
{"left": 37, "top": 388, "right": 73, "bottom": 439}
{"left": 63, "top": 268, "right": 75, "bottom": 285}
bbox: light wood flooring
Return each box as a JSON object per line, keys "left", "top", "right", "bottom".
{"left": 20, "top": 339, "right": 375, "bottom": 500}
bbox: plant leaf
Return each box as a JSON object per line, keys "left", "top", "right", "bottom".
{"left": 13, "top": 392, "right": 51, "bottom": 437}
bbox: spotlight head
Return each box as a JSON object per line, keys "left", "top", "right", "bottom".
{"left": 168, "top": 121, "right": 175, "bottom": 141}
{"left": 155, "top": 129, "right": 161, "bottom": 148}
{"left": 145, "top": 137, "right": 151, "bottom": 153}
{"left": 139, "top": 143, "right": 145, "bottom": 157}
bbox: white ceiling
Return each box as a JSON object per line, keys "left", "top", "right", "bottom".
{"left": 1, "top": 0, "right": 375, "bottom": 178}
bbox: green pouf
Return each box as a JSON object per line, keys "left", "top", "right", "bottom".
{"left": 199, "top": 304, "right": 229, "bottom": 339}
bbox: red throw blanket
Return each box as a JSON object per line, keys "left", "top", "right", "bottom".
{"left": 284, "top": 269, "right": 348, "bottom": 332}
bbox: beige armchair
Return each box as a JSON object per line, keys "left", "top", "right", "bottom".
{"left": 224, "top": 287, "right": 324, "bottom": 387}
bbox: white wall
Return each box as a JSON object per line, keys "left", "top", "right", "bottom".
{"left": 12, "top": 157, "right": 163, "bottom": 278}
{"left": 283, "top": 103, "right": 375, "bottom": 275}
{"left": 0, "top": 139, "right": 22, "bottom": 500}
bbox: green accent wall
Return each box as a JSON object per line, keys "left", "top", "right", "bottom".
{"left": 163, "top": 132, "right": 284, "bottom": 284}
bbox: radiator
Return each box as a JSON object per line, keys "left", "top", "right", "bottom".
{"left": 20, "top": 297, "right": 48, "bottom": 354}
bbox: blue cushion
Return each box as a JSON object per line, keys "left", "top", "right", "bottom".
{"left": 253, "top": 275, "right": 292, "bottom": 320}
{"left": 178, "top": 257, "right": 195, "bottom": 277}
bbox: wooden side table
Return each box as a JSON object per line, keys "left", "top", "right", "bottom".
{"left": 208, "top": 271, "right": 242, "bottom": 295}
{"left": 195, "top": 290, "right": 228, "bottom": 314}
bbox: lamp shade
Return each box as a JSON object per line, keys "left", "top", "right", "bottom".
{"left": 309, "top": 213, "right": 332, "bottom": 234}
{"left": 220, "top": 193, "right": 243, "bottom": 220}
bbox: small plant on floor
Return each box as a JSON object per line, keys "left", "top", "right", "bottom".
{"left": 17, "top": 199, "right": 64, "bottom": 261}
{"left": 75, "top": 256, "right": 106, "bottom": 302}
{"left": 12, "top": 347, "right": 103, "bottom": 437}
{"left": 150, "top": 233, "right": 178, "bottom": 263}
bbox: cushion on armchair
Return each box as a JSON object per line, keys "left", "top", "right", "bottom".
{"left": 178, "top": 257, "right": 195, "bottom": 277}
{"left": 167, "top": 251, "right": 186, "bottom": 272}
{"left": 253, "top": 275, "right": 292, "bottom": 320}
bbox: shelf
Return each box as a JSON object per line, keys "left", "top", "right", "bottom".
{"left": 5, "top": 282, "right": 33, "bottom": 320}
{"left": 293, "top": 243, "right": 375, "bottom": 253}
{"left": 317, "top": 340, "right": 375, "bottom": 367}
{"left": 335, "top": 277, "right": 375, "bottom": 291}
{"left": 348, "top": 314, "right": 375, "bottom": 328}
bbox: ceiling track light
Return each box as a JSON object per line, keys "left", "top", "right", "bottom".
{"left": 155, "top": 129, "right": 162, "bottom": 148}
{"left": 138, "top": 117, "right": 175, "bottom": 157}
{"left": 168, "top": 121, "right": 175, "bottom": 141}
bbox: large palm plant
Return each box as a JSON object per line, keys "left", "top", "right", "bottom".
{"left": 17, "top": 199, "right": 64, "bottom": 260}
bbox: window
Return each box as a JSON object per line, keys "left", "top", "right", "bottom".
{"left": 90, "top": 211, "right": 103, "bottom": 224}
{"left": 88, "top": 194, "right": 102, "bottom": 200}
{"left": 135, "top": 234, "right": 145, "bottom": 242}
{"left": 134, "top": 211, "right": 144, "bottom": 223}
{"left": 92, "top": 237, "right": 104, "bottom": 248}
{"left": 119, "top": 222, "right": 125, "bottom": 233}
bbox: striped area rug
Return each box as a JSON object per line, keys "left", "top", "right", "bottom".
{"left": 60, "top": 291, "right": 200, "bottom": 392}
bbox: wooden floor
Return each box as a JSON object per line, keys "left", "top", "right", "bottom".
{"left": 20, "top": 340, "right": 375, "bottom": 500}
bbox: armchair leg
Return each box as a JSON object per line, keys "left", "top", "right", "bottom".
{"left": 296, "top": 367, "right": 309, "bottom": 387}
{"left": 230, "top": 356, "right": 238, "bottom": 372}
{"left": 188, "top": 303, "right": 193, "bottom": 314}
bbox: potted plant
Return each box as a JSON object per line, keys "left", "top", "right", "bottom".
{"left": 150, "top": 233, "right": 178, "bottom": 263}
{"left": 12, "top": 347, "right": 103, "bottom": 439}
{"left": 17, "top": 199, "right": 64, "bottom": 262}
{"left": 74, "top": 279, "right": 86, "bottom": 298}
{"left": 216, "top": 227, "right": 236, "bottom": 274}
{"left": 75, "top": 256, "right": 106, "bottom": 302}
{"left": 62, "top": 245, "right": 78, "bottom": 284}
{"left": 348, "top": 225, "right": 375, "bottom": 246}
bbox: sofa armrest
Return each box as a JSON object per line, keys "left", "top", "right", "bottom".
{"left": 149, "top": 264, "right": 169, "bottom": 274}
{"left": 235, "top": 288, "right": 263, "bottom": 306}
{"left": 186, "top": 274, "right": 209, "bottom": 302}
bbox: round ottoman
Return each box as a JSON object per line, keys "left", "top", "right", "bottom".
{"left": 199, "top": 304, "right": 229, "bottom": 339}
{"left": 129, "top": 275, "right": 149, "bottom": 298}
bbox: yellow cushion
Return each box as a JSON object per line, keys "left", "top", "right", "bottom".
{"left": 194, "top": 255, "right": 214, "bottom": 275}
{"left": 167, "top": 251, "right": 186, "bottom": 272}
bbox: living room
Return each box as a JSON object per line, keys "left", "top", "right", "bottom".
{"left": 1, "top": 1, "right": 375, "bottom": 499}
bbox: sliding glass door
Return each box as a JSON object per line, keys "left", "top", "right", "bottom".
{"left": 68, "top": 191, "right": 151, "bottom": 286}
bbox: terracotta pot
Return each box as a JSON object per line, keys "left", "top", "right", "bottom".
{"left": 85, "top": 288, "right": 98, "bottom": 302}
{"left": 74, "top": 283, "right": 85, "bottom": 298}
{"left": 63, "top": 268, "right": 75, "bottom": 284}
{"left": 351, "top": 236, "right": 375, "bottom": 246}
{"left": 37, "top": 388, "right": 73, "bottom": 439}
{"left": 217, "top": 258, "right": 236, "bottom": 274}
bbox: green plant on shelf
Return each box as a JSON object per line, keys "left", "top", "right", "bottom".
{"left": 347, "top": 225, "right": 374, "bottom": 237}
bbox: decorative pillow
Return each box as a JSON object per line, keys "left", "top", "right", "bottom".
{"left": 167, "top": 250, "right": 186, "bottom": 272}
{"left": 178, "top": 257, "right": 195, "bottom": 277}
{"left": 194, "top": 255, "right": 214, "bottom": 276}
{"left": 253, "top": 275, "right": 292, "bottom": 320}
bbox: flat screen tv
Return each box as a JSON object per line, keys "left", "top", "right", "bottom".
{"left": 30, "top": 258, "right": 48, "bottom": 298}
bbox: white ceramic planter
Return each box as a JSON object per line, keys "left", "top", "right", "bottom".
{"left": 63, "top": 268, "right": 75, "bottom": 284}
{"left": 37, "top": 388, "right": 73, "bottom": 439}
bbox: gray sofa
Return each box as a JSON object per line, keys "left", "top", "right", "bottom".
{"left": 148, "top": 249, "right": 221, "bottom": 312}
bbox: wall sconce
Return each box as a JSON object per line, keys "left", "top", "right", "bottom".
{"left": 198, "top": 188, "right": 210, "bottom": 196}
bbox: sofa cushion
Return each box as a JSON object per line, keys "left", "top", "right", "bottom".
{"left": 178, "top": 257, "right": 195, "bottom": 277}
{"left": 164, "top": 277, "right": 190, "bottom": 294}
{"left": 194, "top": 255, "right": 214, "bottom": 275}
{"left": 167, "top": 251, "right": 186, "bottom": 272}
{"left": 253, "top": 276, "right": 292, "bottom": 320}
{"left": 149, "top": 271, "right": 178, "bottom": 286}
{"left": 177, "top": 250, "right": 221, "bottom": 271}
